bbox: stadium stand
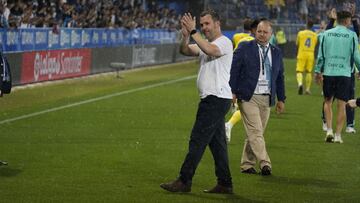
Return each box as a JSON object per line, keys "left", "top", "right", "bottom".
{"left": 3, "top": 0, "right": 360, "bottom": 85}
{"left": 2, "top": 0, "right": 360, "bottom": 30}
{"left": 3, "top": 0, "right": 357, "bottom": 31}
{"left": 0, "top": 0, "right": 181, "bottom": 30}
{"left": 206, "top": 0, "right": 360, "bottom": 26}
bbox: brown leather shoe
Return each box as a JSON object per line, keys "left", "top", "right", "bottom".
{"left": 203, "top": 184, "right": 233, "bottom": 194}
{"left": 160, "top": 179, "right": 191, "bottom": 193}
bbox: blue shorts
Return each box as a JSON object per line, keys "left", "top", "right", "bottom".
{"left": 323, "top": 76, "right": 351, "bottom": 101}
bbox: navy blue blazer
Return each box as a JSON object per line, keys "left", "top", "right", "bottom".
{"left": 229, "top": 40, "right": 286, "bottom": 106}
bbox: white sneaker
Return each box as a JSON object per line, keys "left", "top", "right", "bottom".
{"left": 322, "top": 122, "right": 327, "bottom": 132}
{"left": 325, "top": 131, "right": 334, "bottom": 143}
{"left": 345, "top": 127, "right": 356, "bottom": 134}
{"left": 334, "top": 134, "right": 343, "bottom": 144}
{"left": 225, "top": 123, "right": 231, "bottom": 144}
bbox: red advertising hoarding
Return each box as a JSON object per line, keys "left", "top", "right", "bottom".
{"left": 21, "top": 49, "right": 92, "bottom": 84}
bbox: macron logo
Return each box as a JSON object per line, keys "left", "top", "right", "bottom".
{"left": 327, "top": 33, "right": 350, "bottom": 38}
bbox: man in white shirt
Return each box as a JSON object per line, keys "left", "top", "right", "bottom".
{"left": 160, "top": 9, "right": 233, "bottom": 194}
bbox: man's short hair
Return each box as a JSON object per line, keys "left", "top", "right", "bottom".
{"left": 251, "top": 19, "right": 260, "bottom": 29}
{"left": 337, "top": 10, "right": 352, "bottom": 20}
{"left": 243, "top": 17, "right": 253, "bottom": 31}
{"left": 307, "top": 19, "right": 314, "bottom": 28}
{"left": 259, "top": 18, "right": 273, "bottom": 28}
{"left": 200, "top": 9, "right": 220, "bottom": 22}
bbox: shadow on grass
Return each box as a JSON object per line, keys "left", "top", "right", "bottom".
{"left": 161, "top": 191, "right": 264, "bottom": 202}
{"left": 0, "top": 167, "right": 22, "bottom": 177}
{"left": 261, "top": 175, "right": 338, "bottom": 188}
{"left": 271, "top": 111, "right": 303, "bottom": 117}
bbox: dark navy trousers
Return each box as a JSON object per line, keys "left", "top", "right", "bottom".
{"left": 179, "top": 95, "right": 232, "bottom": 187}
{"left": 346, "top": 73, "right": 355, "bottom": 127}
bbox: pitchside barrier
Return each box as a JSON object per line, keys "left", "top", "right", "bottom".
{"left": 3, "top": 26, "right": 305, "bottom": 86}
{"left": 0, "top": 28, "right": 193, "bottom": 86}
{"left": 7, "top": 44, "right": 192, "bottom": 86}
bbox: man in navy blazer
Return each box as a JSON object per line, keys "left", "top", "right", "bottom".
{"left": 229, "top": 20, "right": 286, "bottom": 176}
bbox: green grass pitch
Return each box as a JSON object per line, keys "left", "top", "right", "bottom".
{"left": 0, "top": 59, "right": 360, "bottom": 202}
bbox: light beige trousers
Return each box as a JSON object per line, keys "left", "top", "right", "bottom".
{"left": 238, "top": 95, "right": 271, "bottom": 170}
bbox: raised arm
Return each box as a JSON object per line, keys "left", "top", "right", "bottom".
{"left": 326, "top": 8, "right": 336, "bottom": 30}
{"left": 179, "top": 16, "right": 200, "bottom": 56}
{"left": 352, "top": 34, "right": 360, "bottom": 71}
{"left": 181, "top": 13, "right": 222, "bottom": 57}
{"left": 352, "top": 18, "right": 359, "bottom": 37}
{"left": 314, "top": 35, "right": 325, "bottom": 84}
{"left": 351, "top": 3, "right": 359, "bottom": 37}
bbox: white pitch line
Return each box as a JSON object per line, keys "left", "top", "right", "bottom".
{"left": 0, "top": 75, "right": 197, "bottom": 125}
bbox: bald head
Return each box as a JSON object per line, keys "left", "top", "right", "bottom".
{"left": 255, "top": 21, "right": 273, "bottom": 46}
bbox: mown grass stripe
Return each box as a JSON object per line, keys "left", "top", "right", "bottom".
{"left": 0, "top": 75, "right": 196, "bottom": 125}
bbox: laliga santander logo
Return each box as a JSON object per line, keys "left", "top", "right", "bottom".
{"left": 33, "top": 51, "right": 83, "bottom": 81}
{"left": 34, "top": 52, "right": 61, "bottom": 81}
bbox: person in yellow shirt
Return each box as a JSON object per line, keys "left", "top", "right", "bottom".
{"left": 226, "top": 19, "right": 261, "bottom": 143}
{"left": 275, "top": 27, "right": 286, "bottom": 53}
{"left": 296, "top": 19, "right": 318, "bottom": 95}
{"left": 232, "top": 18, "right": 254, "bottom": 50}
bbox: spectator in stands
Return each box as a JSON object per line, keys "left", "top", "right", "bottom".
{"left": 109, "top": 6, "right": 118, "bottom": 28}
{"left": 85, "top": 3, "right": 97, "bottom": 27}
{"left": 266, "top": 0, "right": 284, "bottom": 21}
{"left": 66, "top": 8, "right": 80, "bottom": 27}
{"left": 61, "top": 2, "right": 75, "bottom": 27}
{"left": 7, "top": 0, "right": 24, "bottom": 28}
{"left": 0, "top": 2, "right": 9, "bottom": 28}
{"left": 0, "top": 0, "right": 179, "bottom": 29}
{"left": 299, "top": 0, "right": 308, "bottom": 23}
{"left": 10, "top": 0, "right": 23, "bottom": 18}
{"left": 19, "top": 3, "right": 33, "bottom": 28}
{"left": 168, "top": 13, "right": 181, "bottom": 31}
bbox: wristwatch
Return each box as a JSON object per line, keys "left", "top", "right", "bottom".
{"left": 190, "top": 29, "right": 197, "bottom": 36}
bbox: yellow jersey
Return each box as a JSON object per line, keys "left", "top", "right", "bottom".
{"left": 296, "top": 29, "right": 318, "bottom": 56}
{"left": 233, "top": 33, "right": 254, "bottom": 50}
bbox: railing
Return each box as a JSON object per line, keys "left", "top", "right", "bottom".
{"left": 0, "top": 28, "right": 179, "bottom": 53}
{"left": 0, "top": 24, "right": 327, "bottom": 54}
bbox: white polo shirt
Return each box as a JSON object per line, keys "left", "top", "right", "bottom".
{"left": 197, "top": 35, "right": 233, "bottom": 99}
